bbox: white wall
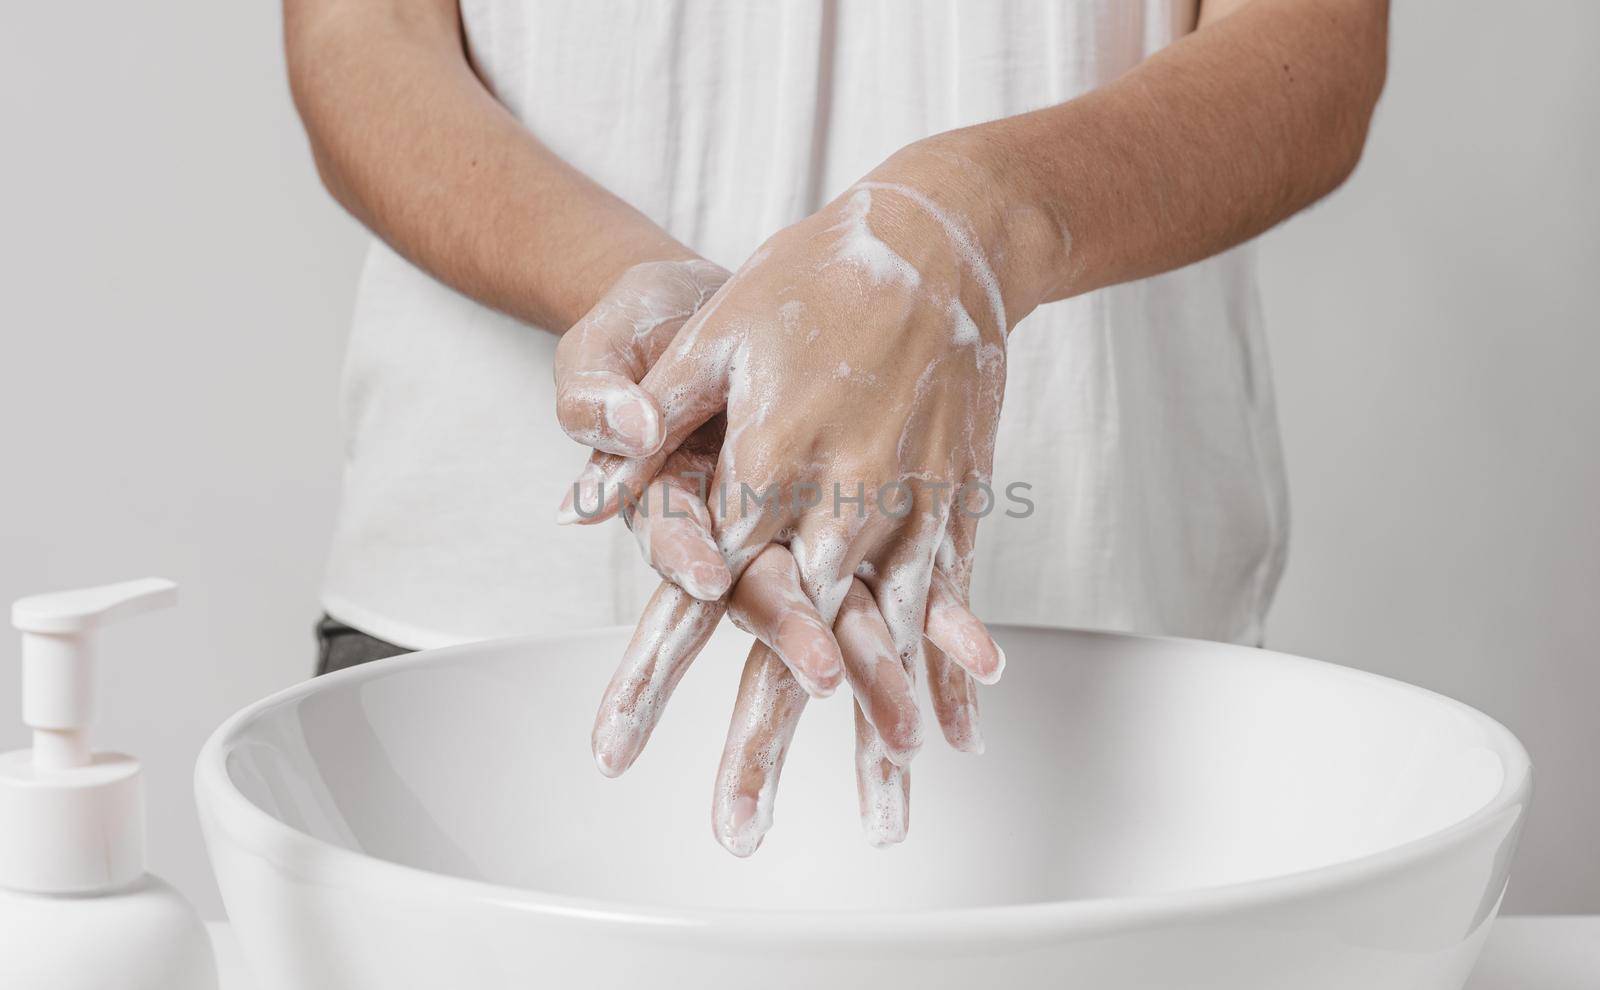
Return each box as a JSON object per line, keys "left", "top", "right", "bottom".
{"left": 1259, "top": 1, "right": 1600, "bottom": 913}
{"left": 0, "top": 1, "right": 365, "bottom": 917}
{"left": 0, "top": 1, "right": 1594, "bottom": 918}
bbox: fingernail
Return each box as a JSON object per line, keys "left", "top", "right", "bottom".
{"left": 776, "top": 619, "right": 843, "bottom": 699}
{"left": 928, "top": 606, "right": 1005, "bottom": 686}
{"left": 606, "top": 393, "right": 660, "bottom": 456}
{"left": 987, "top": 641, "right": 1007, "bottom": 685}
{"left": 556, "top": 464, "right": 604, "bottom": 525}
{"left": 881, "top": 715, "right": 924, "bottom": 767}
{"left": 591, "top": 728, "right": 636, "bottom": 778}
{"left": 883, "top": 738, "right": 922, "bottom": 768}
{"left": 965, "top": 621, "right": 1005, "bottom": 685}
{"left": 716, "top": 796, "right": 767, "bottom": 858}
{"left": 800, "top": 636, "right": 842, "bottom": 698}
{"left": 679, "top": 558, "right": 732, "bottom": 601}
{"left": 861, "top": 765, "right": 909, "bottom": 848}
{"left": 593, "top": 746, "right": 623, "bottom": 778}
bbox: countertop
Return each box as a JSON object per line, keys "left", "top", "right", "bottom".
{"left": 207, "top": 916, "right": 1598, "bottom": 988}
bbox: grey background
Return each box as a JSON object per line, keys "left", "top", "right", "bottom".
{"left": 0, "top": 2, "right": 1594, "bottom": 918}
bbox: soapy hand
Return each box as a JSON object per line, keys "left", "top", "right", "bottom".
{"left": 589, "top": 550, "right": 1002, "bottom": 854}
{"left": 554, "top": 258, "right": 737, "bottom": 599}
{"left": 561, "top": 142, "right": 1035, "bottom": 853}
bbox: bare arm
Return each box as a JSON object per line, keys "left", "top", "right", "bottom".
{"left": 938, "top": 0, "right": 1390, "bottom": 311}
{"left": 282, "top": 0, "right": 698, "bottom": 332}
{"left": 558, "top": 0, "right": 1393, "bottom": 854}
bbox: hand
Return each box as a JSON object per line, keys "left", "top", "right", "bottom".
{"left": 567, "top": 140, "right": 1030, "bottom": 852}
{"left": 591, "top": 551, "right": 1002, "bottom": 854}
{"left": 553, "top": 257, "right": 735, "bottom": 599}
{"left": 568, "top": 142, "right": 1039, "bottom": 648}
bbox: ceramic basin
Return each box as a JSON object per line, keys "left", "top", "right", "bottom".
{"left": 196, "top": 624, "right": 1530, "bottom": 988}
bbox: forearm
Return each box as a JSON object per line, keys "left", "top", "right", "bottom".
{"left": 911, "top": 0, "right": 1388, "bottom": 315}
{"left": 283, "top": 0, "right": 696, "bottom": 332}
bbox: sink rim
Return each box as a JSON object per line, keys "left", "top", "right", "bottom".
{"left": 195, "top": 623, "right": 1532, "bottom": 943}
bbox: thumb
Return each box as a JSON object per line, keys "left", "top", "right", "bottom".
{"left": 553, "top": 259, "right": 726, "bottom": 457}
{"left": 555, "top": 305, "right": 736, "bottom": 526}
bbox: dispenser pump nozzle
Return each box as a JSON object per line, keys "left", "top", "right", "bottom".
{"left": 0, "top": 578, "right": 176, "bottom": 894}
{"left": 12, "top": 578, "right": 177, "bottom": 771}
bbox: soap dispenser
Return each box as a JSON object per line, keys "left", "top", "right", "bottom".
{"left": 0, "top": 578, "right": 218, "bottom": 989}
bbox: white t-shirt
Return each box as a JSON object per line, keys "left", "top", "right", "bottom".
{"left": 321, "top": 0, "right": 1288, "bottom": 650}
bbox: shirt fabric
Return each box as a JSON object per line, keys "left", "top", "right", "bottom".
{"left": 321, "top": 0, "right": 1289, "bottom": 650}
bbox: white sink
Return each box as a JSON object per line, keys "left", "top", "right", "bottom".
{"left": 197, "top": 625, "right": 1530, "bottom": 989}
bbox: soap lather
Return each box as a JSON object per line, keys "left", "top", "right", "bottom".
{"left": 0, "top": 578, "right": 218, "bottom": 989}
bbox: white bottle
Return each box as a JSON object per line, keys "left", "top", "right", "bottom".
{"left": 0, "top": 578, "right": 218, "bottom": 989}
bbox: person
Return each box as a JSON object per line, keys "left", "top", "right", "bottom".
{"left": 285, "top": 0, "right": 1388, "bottom": 854}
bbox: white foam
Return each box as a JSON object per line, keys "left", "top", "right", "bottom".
{"left": 827, "top": 189, "right": 922, "bottom": 288}
{"left": 949, "top": 300, "right": 982, "bottom": 347}
{"left": 856, "top": 180, "right": 1008, "bottom": 337}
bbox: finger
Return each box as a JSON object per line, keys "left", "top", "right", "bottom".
{"left": 553, "top": 448, "right": 685, "bottom": 528}
{"left": 936, "top": 476, "right": 986, "bottom": 593}
{"left": 922, "top": 489, "right": 986, "bottom": 752}
{"left": 835, "top": 579, "right": 921, "bottom": 765}
{"left": 726, "top": 545, "right": 844, "bottom": 699}
{"left": 555, "top": 313, "right": 735, "bottom": 526}
{"left": 704, "top": 474, "right": 794, "bottom": 583}
{"left": 855, "top": 701, "right": 910, "bottom": 847}
{"left": 553, "top": 259, "right": 726, "bottom": 458}
{"left": 591, "top": 583, "right": 725, "bottom": 776}
{"left": 788, "top": 509, "right": 875, "bottom": 625}
{"left": 554, "top": 370, "right": 665, "bottom": 459}
{"left": 554, "top": 394, "right": 726, "bottom": 529}
{"left": 924, "top": 568, "right": 1005, "bottom": 685}
{"left": 925, "top": 643, "right": 984, "bottom": 755}
{"left": 620, "top": 419, "right": 732, "bottom": 600}
{"left": 863, "top": 535, "right": 939, "bottom": 681}
{"left": 863, "top": 477, "right": 952, "bottom": 678}
{"left": 555, "top": 452, "right": 617, "bottom": 525}
{"left": 628, "top": 476, "right": 732, "bottom": 601}
{"left": 698, "top": 328, "right": 824, "bottom": 578}
{"left": 712, "top": 642, "right": 809, "bottom": 857}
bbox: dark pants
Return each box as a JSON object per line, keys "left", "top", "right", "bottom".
{"left": 314, "top": 614, "right": 412, "bottom": 676}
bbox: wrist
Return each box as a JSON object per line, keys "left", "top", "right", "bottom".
{"left": 599, "top": 228, "right": 704, "bottom": 288}
{"left": 618, "top": 254, "right": 728, "bottom": 286}
{"left": 550, "top": 232, "right": 705, "bottom": 332}
{"left": 872, "top": 130, "right": 1070, "bottom": 327}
